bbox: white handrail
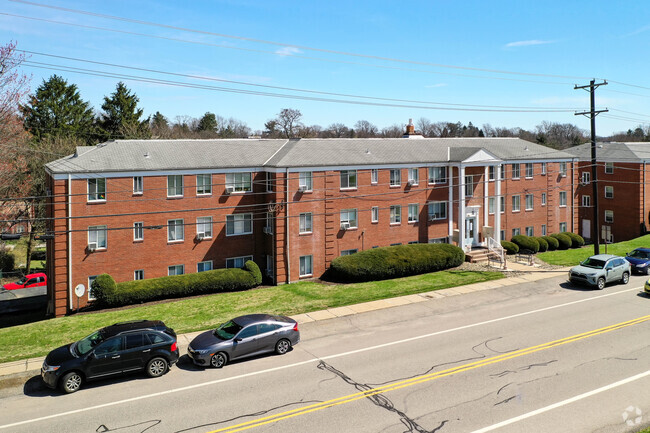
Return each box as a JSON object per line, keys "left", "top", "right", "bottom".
{"left": 487, "top": 237, "right": 505, "bottom": 269}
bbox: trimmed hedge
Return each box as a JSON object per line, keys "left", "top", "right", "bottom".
{"left": 511, "top": 235, "right": 540, "bottom": 253}
{"left": 0, "top": 249, "right": 14, "bottom": 273}
{"left": 536, "top": 237, "right": 549, "bottom": 252}
{"left": 550, "top": 233, "right": 572, "bottom": 250}
{"left": 542, "top": 235, "right": 559, "bottom": 251}
{"left": 501, "top": 241, "right": 519, "bottom": 255}
{"left": 327, "top": 243, "right": 465, "bottom": 283}
{"left": 562, "top": 232, "right": 585, "bottom": 249}
{"left": 92, "top": 261, "right": 262, "bottom": 308}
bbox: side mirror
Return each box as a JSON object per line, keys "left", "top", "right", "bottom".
{"left": 88, "top": 351, "right": 96, "bottom": 360}
{"left": 234, "top": 338, "right": 242, "bottom": 342}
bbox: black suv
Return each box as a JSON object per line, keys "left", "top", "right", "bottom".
{"left": 41, "top": 320, "right": 179, "bottom": 393}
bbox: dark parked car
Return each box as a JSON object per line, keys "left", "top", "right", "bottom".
{"left": 42, "top": 320, "right": 179, "bottom": 393}
{"left": 625, "top": 248, "right": 650, "bottom": 274}
{"left": 187, "top": 314, "right": 300, "bottom": 368}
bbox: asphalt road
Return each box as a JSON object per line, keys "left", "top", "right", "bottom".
{"left": 1, "top": 274, "right": 650, "bottom": 433}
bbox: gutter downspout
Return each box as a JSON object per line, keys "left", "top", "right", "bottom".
{"left": 571, "top": 159, "right": 576, "bottom": 233}
{"left": 67, "top": 174, "right": 73, "bottom": 312}
{"left": 644, "top": 161, "right": 647, "bottom": 234}
{"left": 285, "top": 168, "right": 290, "bottom": 284}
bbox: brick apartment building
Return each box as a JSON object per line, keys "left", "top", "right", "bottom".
{"left": 44, "top": 131, "right": 577, "bottom": 316}
{"left": 567, "top": 141, "right": 650, "bottom": 243}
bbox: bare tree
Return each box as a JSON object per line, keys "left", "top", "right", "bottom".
{"left": 380, "top": 124, "right": 403, "bottom": 138}
{"left": 275, "top": 108, "right": 303, "bottom": 138}
{"left": 354, "top": 120, "right": 378, "bottom": 138}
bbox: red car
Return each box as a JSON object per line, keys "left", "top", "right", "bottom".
{"left": 2, "top": 273, "right": 47, "bottom": 290}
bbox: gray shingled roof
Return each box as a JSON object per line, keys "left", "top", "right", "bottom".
{"left": 566, "top": 142, "right": 650, "bottom": 162}
{"left": 46, "top": 137, "right": 575, "bottom": 174}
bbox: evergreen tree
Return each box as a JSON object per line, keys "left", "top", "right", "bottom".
{"left": 21, "top": 75, "right": 95, "bottom": 143}
{"left": 150, "top": 111, "right": 170, "bottom": 138}
{"left": 98, "top": 82, "right": 150, "bottom": 140}
{"left": 197, "top": 112, "right": 218, "bottom": 133}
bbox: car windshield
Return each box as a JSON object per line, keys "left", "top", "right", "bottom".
{"left": 15, "top": 277, "right": 27, "bottom": 285}
{"left": 73, "top": 330, "right": 105, "bottom": 355}
{"left": 629, "top": 250, "right": 649, "bottom": 259}
{"left": 581, "top": 258, "right": 606, "bottom": 269}
{"left": 213, "top": 320, "right": 243, "bottom": 340}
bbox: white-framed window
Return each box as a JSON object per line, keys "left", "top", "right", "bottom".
{"left": 500, "top": 230, "right": 505, "bottom": 240}
{"left": 196, "top": 216, "right": 212, "bottom": 238}
{"left": 299, "top": 172, "right": 313, "bottom": 191}
{"left": 198, "top": 261, "right": 213, "bottom": 272}
{"left": 512, "top": 163, "right": 520, "bottom": 179}
{"left": 581, "top": 172, "right": 590, "bottom": 184}
{"left": 500, "top": 196, "right": 505, "bottom": 213}
{"left": 226, "top": 214, "right": 253, "bottom": 236}
{"left": 88, "top": 225, "right": 107, "bottom": 249}
{"left": 605, "top": 210, "right": 614, "bottom": 223}
{"left": 168, "top": 219, "right": 184, "bottom": 242}
{"left": 265, "top": 212, "right": 274, "bottom": 232}
{"left": 512, "top": 228, "right": 520, "bottom": 237}
{"left": 371, "top": 206, "right": 379, "bottom": 223}
{"left": 408, "top": 204, "right": 419, "bottom": 223}
{"left": 88, "top": 178, "right": 106, "bottom": 202}
{"left": 429, "top": 237, "right": 448, "bottom": 244}
{"left": 390, "top": 169, "right": 401, "bottom": 187}
{"left": 541, "top": 163, "right": 547, "bottom": 175}
{"left": 371, "top": 169, "right": 378, "bottom": 184}
{"left": 340, "top": 170, "right": 357, "bottom": 189}
{"left": 167, "top": 175, "right": 183, "bottom": 197}
{"left": 500, "top": 164, "right": 506, "bottom": 180}
{"left": 168, "top": 265, "right": 184, "bottom": 276}
{"left": 512, "top": 195, "right": 521, "bottom": 212}
{"left": 299, "top": 212, "right": 313, "bottom": 233}
{"left": 428, "top": 202, "right": 447, "bottom": 220}
{"left": 541, "top": 193, "right": 547, "bottom": 206}
{"left": 464, "top": 175, "right": 473, "bottom": 197}
{"left": 88, "top": 275, "right": 98, "bottom": 301}
{"left": 559, "top": 162, "right": 567, "bottom": 177}
{"left": 525, "top": 194, "right": 534, "bottom": 211}
{"left": 299, "top": 255, "right": 313, "bottom": 277}
{"left": 488, "top": 197, "right": 495, "bottom": 215}
{"left": 605, "top": 162, "right": 614, "bottom": 174}
{"left": 488, "top": 166, "right": 495, "bottom": 181}
{"left": 133, "top": 222, "right": 144, "bottom": 241}
{"left": 226, "top": 255, "right": 253, "bottom": 269}
{"left": 341, "top": 249, "right": 358, "bottom": 256}
{"left": 525, "top": 226, "right": 534, "bottom": 236}
{"left": 559, "top": 191, "right": 567, "bottom": 207}
{"left": 525, "top": 163, "right": 533, "bottom": 178}
{"left": 559, "top": 222, "right": 567, "bottom": 232}
{"left": 390, "top": 205, "right": 402, "bottom": 224}
{"left": 407, "top": 168, "right": 419, "bottom": 185}
{"left": 605, "top": 186, "right": 614, "bottom": 198}
{"left": 340, "top": 209, "right": 358, "bottom": 229}
{"left": 226, "top": 172, "right": 252, "bottom": 192}
{"left": 541, "top": 224, "right": 547, "bottom": 236}
{"left": 428, "top": 166, "right": 447, "bottom": 184}
{"left": 133, "top": 176, "right": 143, "bottom": 195}
{"left": 582, "top": 195, "right": 591, "bottom": 207}
{"left": 134, "top": 270, "right": 144, "bottom": 280}
{"left": 265, "top": 172, "right": 273, "bottom": 192}
{"left": 196, "top": 174, "right": 212, "bottom": 195}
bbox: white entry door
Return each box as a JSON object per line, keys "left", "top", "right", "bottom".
{"left": 582, "top": 219, "right": 591, "bottom": 239}
{"left": 465, "top": 217, "right": 478, "bottom": 247}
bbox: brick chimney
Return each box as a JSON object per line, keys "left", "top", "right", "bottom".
{"left": 402, "top": 118, "right": 423, "bottom": 138}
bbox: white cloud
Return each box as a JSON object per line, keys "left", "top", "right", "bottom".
{"left": 505, "top": 40, "right": 555, "bottom": 48}
{"left": 425, "top": 83, "right": 448, "bottom": 88}
{"left": 275, "top": 46, "right": 302, "bottom": 56}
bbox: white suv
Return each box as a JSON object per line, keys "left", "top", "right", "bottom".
{"left": 569, "top": 254, "right": 631, "bottom": 290}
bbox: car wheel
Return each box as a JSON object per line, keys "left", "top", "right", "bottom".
{"left": 621, "top": 272, "right": 630, "bottom": 285}
{"left": 210, "top": 352, "right": 227, "bottom": 368}
{"left": 275, "top": 339, "right": 291, "bottom": 355}
{"left": 597, "top": 277, "right": 606, "bottom": 290}
{"left": 645, "top": 267, "right": 649, "bottom": 276}
{"left": 146, "top": 357, "right": 168, "bottom": 378}
{"left": 60, "top": 371, "right": 83, "bottom": 394}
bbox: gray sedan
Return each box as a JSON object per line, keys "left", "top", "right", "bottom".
{"left": 187, "top": 314, "right": 300, "bottom": 368}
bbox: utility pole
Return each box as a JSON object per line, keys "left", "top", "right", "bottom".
{"left": 575, "top": 79, "right": 608, "bottom": 255}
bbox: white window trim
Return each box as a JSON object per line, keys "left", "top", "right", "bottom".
{"left": 525, "top": 164, "right": 533, "bottom": 179}
{"left": 428, "top": 166, "right": 448, "bottom": 184}
{"left": 605, "top": 186, "right": 614, "bottom": 199}
{"left": 559, "top": 162, "right": 568, "bottom": 177}
{"left": 371, "top": 206, "right": 379, "bottom": 223}
{"left": 512, "top": 195, "right": 521, "bottom": 213}
{"left": 541, "top": 193, "right": 547, "bottom": 206}
{"left": 299, "top": 172, "right": 313, "bottom": 191}
{"left": 512, "top": 164, "right": 520, "bottom": 180}
{"left": 340, "top": 170, "right": 357, "bottom": 190}
{"left": 389, "top": 169, "right": 402, "bottom": 187}
{"left": 134, "top": 222, "right": 144, "bottom": 241}
{"left": 428, "top": 201, "right": 447, "bottom": 220}
{"left": 196, "top": 216, "right": 213, "bottom": 239}
{"left": 407, "top": 168, "right": 419, "bottom": 186}
{"left": 390, "top": 205, "right": 402, "bottom": 225}
{"left": 541, "top": 163, "right": 547, "bottom": 175}
{"left": 88, "top": 276, "right": 98, "bottom": 301}
{"left": 226, "top": 172, "right": 252, "bottom": 193}
{"left": 226, "top": 255, "right": 253, "bottom": 269}
{"left": 167, "top": 175, "right": 184, "bottom": 198}
{"left": 134, "top": 270, "right": 144, "bottom": 280}
{"left": 196, "top": 174, "right": 212, "bottom": 196}
{"left": 407, "top": 204, "right": 419, "bottom": 223}
{"left": 226, "top": 213, "right": 253, "bottom": 236}
{"left": 197, "top": 260, "right": 213, "bottom": 272}
{"left": 604, "top": 210, "right": 614, "bottom": 223}
{"left": 168, "top": 265, "right": 184, "bottom": 276}
{"left": 133, "top": 176, "right": 143, "bottom": 195}
{"left": 88, "top": 225, "right": 107, "bottom": 250}
{"left": 525, "top": 194, "right": 534, "bottom": 211}
{"left": 87, "top": 178, "right": 107, "bottom": 202}
{"left": 167, "top": 219, "right": 184, "bottom": 242}
{"left": 340, "top": 209, "right": 358, "bottom": 229}
{"left": 299, "top": 212, "right": 313, "bottom": 234}
{"left": 582, "top": 195, "right": 591, "bottom": 207}
{"left": 371, "top": 169, "right": 378, "bottom": 185}
{"left": 299, "top": 255, "right": 313, "bottom": 277}
{"left": 559, "top": 191, "right": 567, "bottom": 207}
{"left": 488, "top": 197, "right": 495, "bottom": 215}
{"left": 605, "top": 162, "right": 614, "bottom": 174}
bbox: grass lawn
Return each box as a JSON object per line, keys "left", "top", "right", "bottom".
{"left": 0, "top": 269, "right": 503, "bottom": 363}
{"left": 537, "top": 234, "right": 650, "bottom": 266}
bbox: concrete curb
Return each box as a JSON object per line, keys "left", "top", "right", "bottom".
{"left": 0, "top": 263, "right": 570, "bottom": 383}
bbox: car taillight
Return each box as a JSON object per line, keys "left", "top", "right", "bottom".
{"left": 293, "top": 323, "right": 298, "bottom": 332}
{"left": 171, "top": 341, "right": 177, "bottom": 352}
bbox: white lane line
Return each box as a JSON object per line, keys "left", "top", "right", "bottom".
{"left": 470, "top": 369, "right": 650, "bottom": 433}
{"left": 0, "top": 286, "right": 642, "bottom": 430}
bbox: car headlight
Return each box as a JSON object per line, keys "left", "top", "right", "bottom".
{"left": 194, "top": 348, "right": 213, "bottom": 355}
{"left": 42, "top": 363, "right": 60, "bottom": 373}
{"left": 638, "top": 263, "right": 649, "bottom": 267}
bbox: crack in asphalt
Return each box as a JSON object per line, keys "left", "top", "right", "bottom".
{"left": 95, "top": 420, "right": 161, "bottom": 433}
{"left": 496, "top": 382, "right": 514, "bottom": 395}
{"left": 318, "top": 360, "right": 447, "bottom": 433}
{"left": 490, "top": 359, "right": 557, "bottom": 378}
{"left": 494, "top": 395, "right": 517, "bottom": 406}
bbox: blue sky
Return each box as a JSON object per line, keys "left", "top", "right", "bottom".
{"left": 2, "top": 0, "right": 649, "bottom": 136}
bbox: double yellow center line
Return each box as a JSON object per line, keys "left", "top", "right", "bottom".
{"left": 208, "top": 314, "right": 650, "bottom": 433}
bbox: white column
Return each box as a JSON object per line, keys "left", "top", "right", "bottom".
{"left": 448, "top": 165, "right": 453, "bottom": 240}
{"left": 459, "top": 166, "right": 466, "bottom": 250}
{"left": 495, "top": 165, "right": 502, "bottom": 243}
{"left": 483, "top": 166, "right": 489, "bottom": 243}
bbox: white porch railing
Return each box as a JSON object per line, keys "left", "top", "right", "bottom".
{"left": 487, "top": 236, "right": 506, "bottom": 269}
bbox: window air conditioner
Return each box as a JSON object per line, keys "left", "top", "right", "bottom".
{"left": 298, "top": 185, "right": 307, "bottom": 192}
{"left": 429, "top": 215, "right": 438, "bottom": 221}
{"left": 263, "top": 226, "right": 272, "bottom": 234}
{"left": 407, "top": 180, "right": 414, "bottom": 186}
{"left": 87, "top": 242, "right": 97, "bottom": 252}
{"left": 340, "top": 222, "right": 350, "bottom": 230}
{"left": 195, "top": 233, "right": 205, "bottom": 240}
{"left": 225, "top": 186, "right": 235, "bottom": 194}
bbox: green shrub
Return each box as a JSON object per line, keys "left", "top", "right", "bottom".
{"left": 30, "top": 250, "right": 46, "bottom": 261}
{"left": 536, "top": 237, "right": 549, "bottom": 252}
{"left": 244, "top": 260, "right": 262, "bottom": 285}
{"left": 91, "top": 274, "right": 117, "bottom": 306}
{"left": 327, "top": 243, "right": 464, "bottom": 283}
{"left": 0, "top": 250, "right": 14, "bottom": 272}
{"left": 562, "top": 232, "right": 585, "bottom": 249}
{"left": 550, "top": 233, "right": 572, "bottom": 250}
{"left": 511, "top": 235, "right": 540, "bottom": 253}
{"left": 500, "top": 241, "right": 519, "bottom": 255}
{"left": 542, "top": 235, "right": 559, "bottom": 251}
{"left": 92, "top": 266, "right": 261, "bottom": 308}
